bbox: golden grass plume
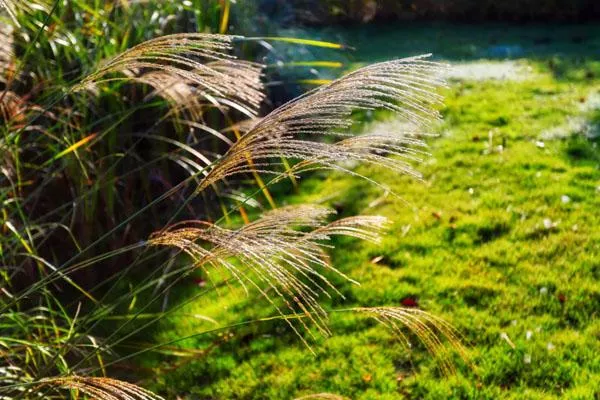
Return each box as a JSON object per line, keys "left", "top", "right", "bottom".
{"left": 294, "top": 394, "right": 349, "bottom": 400}
{"left": 148, "top": 205, "right": 388, "bottom": 346}
{"left": 195, "top": 55, "right": 447, "bottom": 193}
{"left": 40, "top": 376, "right": 165, "bottom": 400}
{"left": 75, "top": 34, "right": 264, "bottom": 118}
{"left": 0, "top": 22, "right": 13, "bottom": 81}
{"left": 354, "top": 306, "right": 468, "bottom": 375}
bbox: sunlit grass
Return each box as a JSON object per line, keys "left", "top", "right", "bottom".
{"left": 148, "top": 60, "right": 600, "bottom": 399}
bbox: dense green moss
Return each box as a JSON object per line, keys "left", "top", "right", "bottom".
{"left": 143, "top": 34, "right": 600, "bottom": 399}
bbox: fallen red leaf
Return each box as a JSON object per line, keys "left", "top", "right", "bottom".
{"left": 401, "top": 297, "right": 419, "bottom": 308}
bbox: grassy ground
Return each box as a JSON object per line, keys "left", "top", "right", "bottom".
{"left": 144, "top": 25, "right": 600, "bottom": 399}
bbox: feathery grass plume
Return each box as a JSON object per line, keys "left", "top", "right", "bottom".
{"left": 294, "top": 394, "right": 348, "bottom": 400}
{"left": 0, "top": 22, "right": 13, "bottom": 81}
{"left": 75, "top": 34, "right": 265, "bottom": 117}
{"left": 0, "top": 0, "right": 50, "bottom": 26}
{"left": 293, "top": 118, "right": 433, "bottom": 180}
{"left": 221, "top": 117, "right": 262, "bottom": 135}
{"left": 195, "top": 55, "right": 447, "bottom": 193}
{"left": 265, "top": 130, "right": 432, "bottom": 186}
{"left": 135, "top": 71, "right": 205, "bottom": 120}
{"left": 40, "top": 376, "right": 165, "bottom": 400}
{"left": 354, "top": 307, "right": 468, "bottom": 375}
{"left": 148, "top": 205, "right": 387, "bottom": 346}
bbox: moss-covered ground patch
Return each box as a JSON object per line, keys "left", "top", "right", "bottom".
{"left": 143, "top": 26, "right": 600, "bottom": 399}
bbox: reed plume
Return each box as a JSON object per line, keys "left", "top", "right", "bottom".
{"left": 195, "top": 55, "right": 447, "bottom": 193}
{"left": 135, "top": 71, "right": 205, "bottom": 120}
{"left": 294, "top": 394, "right": 348, "bottom": 400}
{"left": 75, "top": 34, "right": 264, "bottom": 117}
{"left": 0, "top": 23, "right": 13, "bottom": 81}
{"left": 354, "top": 306, "right": 468, "bottom": 375}
{"left": 148, "top": 205, "right": 388, "bottom": 345}
{"left": 40, "top": 376, "right": 165, "bottom": 400}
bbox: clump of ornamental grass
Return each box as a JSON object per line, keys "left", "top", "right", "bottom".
{"left": 75, "top": 34, "right": 265, "bottom": 118}
{"left": 0, "top": 23, "right": 12, "bottom": 80}
{"left": 294, "top": 393, "right": 349, "bottom": 400}
{"left": 38, "top": 376, "right": 166, "bottom": 400}
{"left": 194, "top": 55, "right": 446, "bottom": 194}
{"left": 0, "top": 1, "right": 463, "bottom": 399}
{"left": 148, "top": 205, "right": 388, "bottom": 347}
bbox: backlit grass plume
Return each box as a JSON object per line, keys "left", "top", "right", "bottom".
{"left": 135, "top": 71, "right": 205, "bottom": 120}
{"left": 40, "top": 376, "right": 165, "bottom": 400}
{"left": 196, "top": 55, "right": 447, "bottom": 193}
{"left": 75, "top": 34, "right": 264, "bottom": 117}
{"left": 354, "top": 306, "right": 468, "bottom": 375}
{"left": 294, "top": 394, "right": 348, "bottom": 400}
{"left": 0, "top": 23, "right": 13, "bottom": 80}
{"left": 148, "top": 205, "right": 388, "bottom": 346}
